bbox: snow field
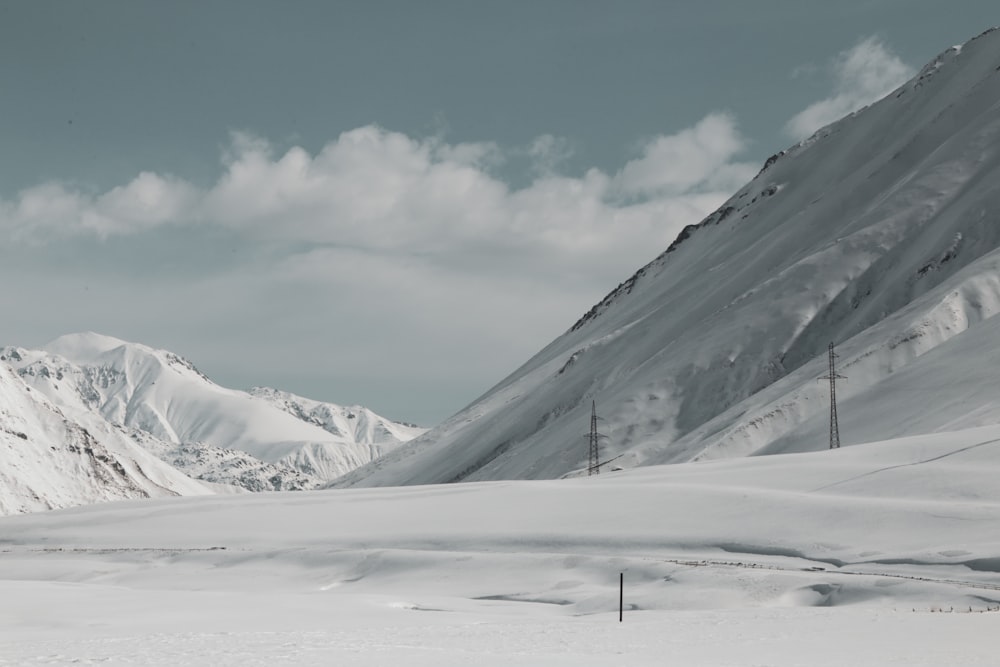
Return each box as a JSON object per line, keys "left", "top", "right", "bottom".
{"left": 2, "top": 427, "right": 1000, "bottom": 664}
{"left": 1, "top": 600, "right": 997, "bottom": 666}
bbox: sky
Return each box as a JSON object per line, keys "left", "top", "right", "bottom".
{"left": 1, "top": 1, "right": 997, "bottom": 425}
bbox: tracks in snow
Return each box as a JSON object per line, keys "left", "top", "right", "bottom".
{"left": 664, "top": 556, "right": 1000, "bottom": 593}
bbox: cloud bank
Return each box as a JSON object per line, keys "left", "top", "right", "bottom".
{"left": 0, "top": 116, "right": 759, "bottom": 422}
{"left": 786, "top": 36, "right": 914, "bottom": 141}
{"left": 0, "top": 28, "right": 919, "bottom": 422}
{"left": 1, "top": 117, "right": 757, "bottom": 279}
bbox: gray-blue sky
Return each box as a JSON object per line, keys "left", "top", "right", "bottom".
{"left": 1, "top": 1, "right": 997, "bottom": 424}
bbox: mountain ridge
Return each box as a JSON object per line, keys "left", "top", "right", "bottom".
{"left": 335, "top": 26, "right": 1000, "bottom": 488}
{"left": 0, "top": 361, "right": 214, "bottom": 514}
{"left": 1, "top": 333, "right": 425, "bottom": 512}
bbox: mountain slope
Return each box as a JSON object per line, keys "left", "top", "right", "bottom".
{"left": 0, "top": 362, "right": 213, "bottom": 514}
{"left": 249, "top": 386, "right": 424, "bottom": 460}
{"left": 4, "top": 333, "right": 424, "bottom": 491}
{"left": 337, "top": 27, "right": 1000, "bottom": 487}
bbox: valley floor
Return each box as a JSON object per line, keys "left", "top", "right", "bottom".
{"left": 2, "top": 592, "right": 997, "bottom": 667}
{"left": 2, "top": 426, "right": 999, "bottom": 665}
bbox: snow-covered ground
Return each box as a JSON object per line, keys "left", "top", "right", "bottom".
{"left": 3, "top": 427, "right": 998, "bottom": 665}
{"left": 2, "top": 602, "right": 995, "bottom": 666}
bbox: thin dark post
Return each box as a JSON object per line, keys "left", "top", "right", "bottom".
{"left": 818, "top": 342, "right": 846, "bottom": 449}
{"left": 619, "top": 572, "right": 623, "bottom": 622}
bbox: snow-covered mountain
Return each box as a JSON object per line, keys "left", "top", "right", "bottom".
{"left": 338, "top": 27, "right": 1000, "bottom": 487}
{"left": 1, "top": 333, "right": 424, "bottom": 507}
{"left": 0, "top": 361, "right": 214, "bottom": 514}
{"left": 249, "top": 386, "right": 424, "bottom": 456}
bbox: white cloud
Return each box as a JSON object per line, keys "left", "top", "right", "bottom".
{"left": 2, "top": 173, "right": 197, "bottom": 242}
{"left": 0, "top": 119, "right": 758, "bottom": 421}
{"left": 95, "top": 172, "right": 199, "bottom": 234}
{"left": 1, "top": 119, "right": 756, "bottom": 284}
{"left": 614, "top": 113, "right": 757, "bottom": 198}
{"left": 785, "top": 36, "right": 914, "bottom": 141}
{"left": 527, "top": 134, "right": 574, "bottom": 176}
{"left": 432, "top": 138, "right": 503, "bottom": 169}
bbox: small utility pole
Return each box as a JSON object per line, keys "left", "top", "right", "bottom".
{"left": 619, "top": 572, "right": 624, "bottom": 622}
{"left": 818, "top": 342, "right": 846, "bottom": 449}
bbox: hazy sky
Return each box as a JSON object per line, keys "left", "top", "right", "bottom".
{"left": 1, "top": 1, "right": 997, "bottom": 424}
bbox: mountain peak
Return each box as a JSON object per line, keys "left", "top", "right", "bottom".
{"left": 2, "top": 335, "right": 426, "bottom": 510}
{"left": 44, "top": 332, "right": 134, "bottom": 360}
{"left": 42, "top": 332, "right": 205, "bottom": 379}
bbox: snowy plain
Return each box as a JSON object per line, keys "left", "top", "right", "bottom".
{"left": 2, "top": 427, "right": 999, "bottom": 665}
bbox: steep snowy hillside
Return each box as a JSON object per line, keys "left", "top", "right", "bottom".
{"left": 3, "top": 333, "right": 422, "bottom": 491}
{"left": 339, "top": 27, "right": 1000, "bottom": 487}
{"left": 0, "top": 363, "right": 212, "bottom": 514}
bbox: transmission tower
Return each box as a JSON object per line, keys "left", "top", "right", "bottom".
{"left": 818, "top": 342, "right": 846, "bottom": 449}
{"left": 585, "top": 400, "right": 609, "bottom": 475}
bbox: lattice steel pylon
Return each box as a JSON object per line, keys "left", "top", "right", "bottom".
{"left": 586, "top": 400, "right": 608, "bottom": 475}
{"left": 818, "top": 342, "right": 846, "bottom": 449}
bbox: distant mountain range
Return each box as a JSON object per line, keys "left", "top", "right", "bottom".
{"left": 0, "top": 332, "right": 424, "bottom": 513}
{"left": 335, "top": 27, "right": 1000, "bottom": 487}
